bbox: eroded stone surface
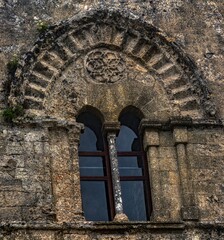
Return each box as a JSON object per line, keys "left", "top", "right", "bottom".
{"left": 0, "top": 1, "right": 223, "bottom": 239}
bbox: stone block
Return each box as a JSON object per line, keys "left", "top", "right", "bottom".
{"left": 192, "top": 168, "right": 219, "bottom": 182}
{"left": 188, "top": 130, "right": 208, "bottom": 144}
{"left": 52, "top": 172, "right": 74, "bottom": 197}
{"left": 181, "top": 206, "right": 199, "bottom": 220}
{"left": 173, "top": 127, "right": 188, "bottom": 144}
{"left": 33, "top": 141, "right": 44, "bottom": 154}
{"left": 24, "top": 131, "right": 46, "bottom": 142}
{"left": 0, "top": 142, "right": 6, "bottom": 154}
{"left": 29, "top": 231, "right": 55, "bottom": 240}
{"left": 188, "top": 129, "right": 224, "bottom": 144}
{"left": 159, "top": 131, "right": 174, "bottom": 147}
{"left": 143, "top": 130, "right": 159, "bottom": 150}
{"left": 168, "top": 171, "right": 180, "bottom": 185}
{"left": 189, "top": 143, "right": 224, "bottom": 160}
{"left": 159, "top": 147, "right": 176, "bottom": 158}
{"left": 21, "top": 206, "right": 46, "bottom": 221}
{"left": 0, "top": 206, "right": 22, "bottom": 221}
{"left": 64, "top": 234, "right": 91, "bottom": 240}
{"left": 6, "top": 142, "right": 24, "bottom": 155}
{"left": 2, "top": 190, "right": 32, "bottom": 207}
{"left": 147, "top": 146, "right": 158, "bottom": 160}
{"left": 43, "top": 142, "right": 50, "bottom": 154}
{"left": 193, "top": 180, "right": 216, "bottom": 195}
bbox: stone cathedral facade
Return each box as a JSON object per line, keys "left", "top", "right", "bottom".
{"left": 0, "top": 1, "right": 223, "bottom": 239}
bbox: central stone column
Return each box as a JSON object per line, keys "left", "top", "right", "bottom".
{"left": 104, "top": 122, "right": 128, "bottom": 222}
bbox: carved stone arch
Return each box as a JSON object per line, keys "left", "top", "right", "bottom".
{"left": 77, "top": 105, "right": 105, "bottom": 123}
{"left": 8, "top": 7, "right": 217, "bottom": 121}
{"left": 118, "top": 105, "right": 145, "bottom": 120}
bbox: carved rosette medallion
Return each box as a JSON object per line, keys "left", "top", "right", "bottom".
{"left": 84, "top": 49, "right": 126, "bottom": 83}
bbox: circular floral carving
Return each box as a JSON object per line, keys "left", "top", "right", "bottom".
{"left": 85, "top": 49, "right": 126, "bottom": 83}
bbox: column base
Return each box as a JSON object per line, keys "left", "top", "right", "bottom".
{"left": 113, "top": 213, "right": 129, "bottom": 222}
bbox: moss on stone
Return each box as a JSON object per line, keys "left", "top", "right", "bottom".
{"left": 1, "top": 105, "right": 24, "bottom": 123}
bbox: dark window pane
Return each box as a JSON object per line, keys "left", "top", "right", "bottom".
{"left": 81, "top": 181, "right": 110, "bottom": 221}
{"left": 79, "top": 156, "right": 105, "bottom": 176}
{"left": 77, "top": 112, "right": 104, "bottom": 151}
{"left": 121, "top": 181, "right": 147, "bottom": 221}
{"left": 116, "top": 126, "right": 140, "bottom": 151}
{"left": 79, "top": 127, "right": 98, "bottom": 151}
{"left": 119, "top": 111, "right": 141, "bottom": 134}
{"left": 118, "top": 156, "right": 143, "bottom": 176}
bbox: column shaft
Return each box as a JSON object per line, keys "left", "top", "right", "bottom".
{"left": 107, "top": 132, "right": 128, "bottom": 221}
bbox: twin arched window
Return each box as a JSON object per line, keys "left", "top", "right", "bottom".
{"left": 77, "top": 109, "right": 152, "bottom": 221}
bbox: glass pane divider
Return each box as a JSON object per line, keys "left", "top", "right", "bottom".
{"left": 79, "top": 151, "right": 106, "bottom": 156}
{"left": 81, "top": 177, "right": 109, "bottom": 180}
{"left": 117, "top": 151, "right": 143, "bottom": 156}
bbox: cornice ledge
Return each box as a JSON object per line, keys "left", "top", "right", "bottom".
{"left": 139, "top": 117, "right": 223, "bottom": 133}
{"left": 1, "top": 221, "right": 223, "bottom": 231}
{"left": 12, "top": 117, "right": 84, "bottom": 130}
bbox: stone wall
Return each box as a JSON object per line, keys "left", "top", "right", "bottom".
{"left": 188, "top": 127, "right": 224, "bottom": 223}
{"left": 0, "top": 125, "right": 53, "bottom": 222}
{"left": 0, "top": 1, "right": 223, "bottom": 239}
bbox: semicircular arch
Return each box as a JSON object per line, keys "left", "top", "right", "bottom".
{"left": 8, "top": 7, "right": 217, "bottom": 121}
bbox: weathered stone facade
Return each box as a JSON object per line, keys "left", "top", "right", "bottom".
{"left": 0, "top": 1, "right": 223, "bottom": 239}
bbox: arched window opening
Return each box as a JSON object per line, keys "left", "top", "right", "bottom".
{"left": 77, "top": 108, "right": 152, "bottom": 222}
{"left": 77, "top": 111, "right": 114, "bottom": 221}
{"left": 117, "top": 111, "right": 152, "bottom": 221}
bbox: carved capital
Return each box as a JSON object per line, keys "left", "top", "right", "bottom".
{"left": 103, "top": 122, "right": 120, "bottom": 136}
{"left": 173, "top": 127, "right": 188, "bottom": 144}
{"left": 143, "top": 129, "right": 160, "bottom": 150}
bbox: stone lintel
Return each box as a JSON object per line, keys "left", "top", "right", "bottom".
{"left": 173, "top": 127, "right": 188, "bottom": 144}
{"left": 170, "top": 117, "right": 193, "bottom": 127}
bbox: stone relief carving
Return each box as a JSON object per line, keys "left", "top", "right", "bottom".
{"left": 5, "top": 9, "right": 218, "bottom": 119}
{"left": 84, "top": 49, "right": 127, "bottom": 83}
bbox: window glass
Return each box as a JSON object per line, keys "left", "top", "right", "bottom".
{"left": 81, "top": 181, "right": 110, "bottom": 221}
{"left": 77, "top": 112, "right": 104, "bottom": 151}
{"left": 78, "top": 111, "right": 112, "bottom": 221}
{"left": 118, "top": 156, "right": 143, "bottom": 176}
{"left": 121, "top": 181, "right": 147, "bottom": 221}
{"left": 118, "top": 110, "right": 150, "bottom": 220}
{"left": 79, "top": 127, "right": 98, "bottom": 151}
{"left": 78, "top": 109, "right": 151, "bottom": 221}
{"left": 79, "top": 156, "right": 105, "bottom": 176}
{"left": 116, "top": 126, "right": 140, "bottom": 151}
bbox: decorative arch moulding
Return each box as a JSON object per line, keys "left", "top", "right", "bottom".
{"left": 7, "top": 7, "right": 218, "bottom": 121}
